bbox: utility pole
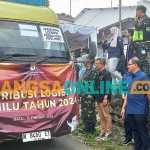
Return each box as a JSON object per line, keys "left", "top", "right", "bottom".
{"left": 70, "top": 0, "right": 71, "bottom": 16}
{"left": 111, "top": 0, "right": 112, "bottom": 7}
{"left": 119, "top": 0, "right": 122, "bottom": 36}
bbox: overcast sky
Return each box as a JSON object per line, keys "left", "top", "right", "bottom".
{"left": 49, "top": 0, "right": 139, "bottom": 17}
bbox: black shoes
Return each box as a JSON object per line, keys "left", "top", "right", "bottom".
{"left": 79, "top": 123, "right": 95, "bottom": 134}
{"left": 121, "top": 138, "right": 132, "bottom": 145}
{"left": 132, "top": 145, "right": 135, "bottom": 149}
{"left": 79, "top": 122, "right": 90, "bottom": 133}
{"left": 87, "top": 123, "right": 95, "bottom": 134}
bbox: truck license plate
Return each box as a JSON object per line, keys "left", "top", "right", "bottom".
{"left": 22, "top": 130, "right": 51, "bottom": 142}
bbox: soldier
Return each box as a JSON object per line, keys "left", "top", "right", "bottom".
{"left": 79, "top": 54, "right": 99, "bottom": 134}
{"left": 133, "top": 5, "right": 150, "bottom": 76}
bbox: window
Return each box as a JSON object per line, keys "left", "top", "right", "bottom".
{"left": 0, "top": 20, "right": 70, "bottom": 62}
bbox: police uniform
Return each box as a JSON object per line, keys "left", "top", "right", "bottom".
{"left": 80, "top": 55, "right": 99, "bottom": 134}
{"left": 133, "top": 5, "right": 150, "bottom": 76}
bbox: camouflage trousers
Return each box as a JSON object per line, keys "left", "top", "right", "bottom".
{"left": 134, "top": 41, "right": 150, "bottom": 77}
{"left": 81, "top": 94, "right": 96, "bottom": 124}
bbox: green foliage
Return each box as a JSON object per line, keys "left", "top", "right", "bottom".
{"left": 102, "top": 138, "right": 127, "bottom": 150}
{"left": 72, "top": 121, "right": 100, "bottom": 149}
{"left": 82, "top": 132, "right": 99, "bottom": 148}
{"left": 72, "top": 121, "right": 132, "bottom": 150}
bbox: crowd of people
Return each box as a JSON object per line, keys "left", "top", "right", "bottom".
{"left": 73, "top": 4, "right": 150, "bottom": 150}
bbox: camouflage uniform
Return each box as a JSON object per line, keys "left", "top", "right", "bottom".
{"left": 133, "top": 14, "right": 150, "bottom": 76}
{"left": 80, "top": 66, "right": 99, "bottom": 133}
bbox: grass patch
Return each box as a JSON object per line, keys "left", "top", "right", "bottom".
{"left": 72, "top": 121, "right": 132, "bottom": 150}
{"left": 102, "top": 138, "right": 129, "bottom": 150}
{"left": 72, "top": 121, "right": 100, "bottom": 149}
{"left": 82, "top": 129, "right": 100, "bottom": 149}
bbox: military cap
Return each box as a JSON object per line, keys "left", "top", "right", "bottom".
{"left": 136, "top": 5, "right": 147, "bottom": 12}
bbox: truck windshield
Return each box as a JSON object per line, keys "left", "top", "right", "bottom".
{"left": 0, "top": 20, "right": 70, "bottom": 63}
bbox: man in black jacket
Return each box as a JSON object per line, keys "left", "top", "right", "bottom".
{"left": 95, "top": 58, "right": 112, "bottom": 141}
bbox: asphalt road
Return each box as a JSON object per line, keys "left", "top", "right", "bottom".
{"left": 0, "top": 135, "right": 93, "bottom": 150}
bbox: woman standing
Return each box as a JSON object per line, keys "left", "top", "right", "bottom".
{"left": 102, "top": 27, "right": 123, "bottom": 86}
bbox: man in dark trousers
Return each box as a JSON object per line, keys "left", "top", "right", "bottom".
{"left": 121, "top": 57, "right": 150, "bottom": 150}
{"left": 95, "top": 58, "right": 112, "bottom": 141}
{"left": 125, "top": 29, "right": 134, "bottom": 72}
{"left": 121, "top": 30, "right": 134, "bottom": 144}
{"left": 121, "top": 71, "right": 133, "bottom": 146}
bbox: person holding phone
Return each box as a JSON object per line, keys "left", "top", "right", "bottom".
{"left": 101, "top": 27, "right": 123, "bottom": 87}
{"left": 133, "top": 5, "right": 150, "bottom": 77}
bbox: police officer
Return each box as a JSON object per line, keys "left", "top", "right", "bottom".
{"left": 80, "top": 54, "right": 99, "bottom": 134}
{"left": 133, "top": 5, "right": 150, "bottom": 76}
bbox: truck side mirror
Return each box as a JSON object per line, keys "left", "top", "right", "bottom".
{"left": 89, "top": 41, "right": 97, "bottom": 59}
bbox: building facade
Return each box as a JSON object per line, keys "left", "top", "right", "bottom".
{"left": 71, "top": 0, "right": 150, "bottom": 59}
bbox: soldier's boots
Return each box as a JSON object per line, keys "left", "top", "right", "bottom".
{"left": 83, "top": 122, "right": 90, "bottom": 132}
{"left": 79, "top": 122, "right": 90, "bottom": 133}
{"left": 88, "top": 123, "right": 96, "bottom": 134}
{"left": 79, "top": 122, "right": 96, "bottom": 134}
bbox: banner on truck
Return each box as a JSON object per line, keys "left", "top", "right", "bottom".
{"left": 0, "top": 63, "right": 79, "bottom": 140}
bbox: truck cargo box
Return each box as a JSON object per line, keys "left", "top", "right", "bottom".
{"left": 6, "top": 0, "right": 46, "bottom": 6}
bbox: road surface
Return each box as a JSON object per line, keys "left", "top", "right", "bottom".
{"left": 0, "top": 135, "right": 93, "bottom": 150}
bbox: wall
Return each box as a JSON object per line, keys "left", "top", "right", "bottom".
{"left": 72, "top": 0, "right": 150, "bottom": 59}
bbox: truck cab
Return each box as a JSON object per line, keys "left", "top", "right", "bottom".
{"left": 0, "top": 1, "right": 70, "bottom": 64}
{"left": 0, "top": 1, "right": 78, "bottom": 143}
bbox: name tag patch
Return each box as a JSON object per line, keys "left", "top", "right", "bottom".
{"left": 142, "top": 50, "right": 146, "bottom": 54}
